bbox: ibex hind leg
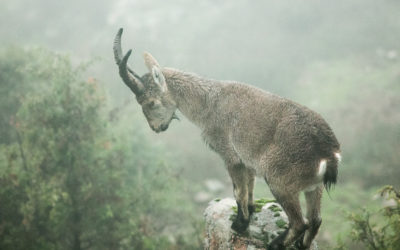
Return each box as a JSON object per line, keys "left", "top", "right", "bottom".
{"left": 267, "top": 190, "right": 307, "bottom": 249}
{"left": 228, "top": 163, "right": 250, "bottom": 234}
{"left": 296, "top": 185, "right": 323, "bottom": 249}
{"left": 263, "top": 149, "right": 308, "bottom": 249}
{"left": 265, "top": 171, "right": 307, "bottom": 250}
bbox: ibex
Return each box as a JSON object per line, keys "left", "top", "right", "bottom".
{"left": 113, "top": 28, "right": 341, "bottom": 250}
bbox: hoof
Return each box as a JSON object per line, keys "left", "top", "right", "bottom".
{"left": 294, "top": 241, "right": 307, "bottom": 250}
{"left": 231, "top": 218, "right": 249, "bottom": 234}
{"left": 268, "top": 228, "right": 288, "bottom": 250}
{"left": 294, "top": 233, "right": 307, "bottom": 250}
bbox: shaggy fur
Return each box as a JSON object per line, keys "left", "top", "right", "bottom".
{"left": 114, "top": 28, "right": 341, "bottom": 249}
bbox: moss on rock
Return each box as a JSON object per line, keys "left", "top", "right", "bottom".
{"left": 275, "top": 219, "right": 287, "bottom": 228}
{"left": 268, "top": 204, "right": 282, "bottom": 213}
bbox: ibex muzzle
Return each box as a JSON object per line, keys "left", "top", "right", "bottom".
{"left": 114, "top": 28, "right": 341, "bottom": 250}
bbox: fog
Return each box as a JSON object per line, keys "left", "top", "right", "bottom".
{"left": 1, "top": 0, "right": 399, "bottom": 249}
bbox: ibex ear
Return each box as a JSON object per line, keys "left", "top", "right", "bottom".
{"left": 144, "top": 52, "right": 167, "bottom": 92}
{"left": 144, "top": 51, "right": 160, "bottom": 70}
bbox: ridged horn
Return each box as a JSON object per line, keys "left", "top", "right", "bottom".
{"left": 113, "top": 28, "right": 144, "bottom": 95}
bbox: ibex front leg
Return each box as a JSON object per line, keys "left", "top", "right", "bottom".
{"left": 228, "top": 163, "right": 251, "bottom": 233}
{"left": 247, "top": 168, "right": 256, "bottom": 216}
{"left": 203, "top": 132, "right": 251, "bottom": 233}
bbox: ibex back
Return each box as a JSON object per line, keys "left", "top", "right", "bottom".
{"left": 113, "top": 28, "right": 341, "bottom": 250}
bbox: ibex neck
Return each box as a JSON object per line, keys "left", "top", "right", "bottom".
{"left": 163, "top": 68, "right": 221, "bottom": 128}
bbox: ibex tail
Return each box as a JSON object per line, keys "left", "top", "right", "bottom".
{"left": 323, "top": 152, "right": 341, "bottom": 191}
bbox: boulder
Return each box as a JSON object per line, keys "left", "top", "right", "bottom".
{"left": 204, "top": 198, "right": 317, "bottom": 250}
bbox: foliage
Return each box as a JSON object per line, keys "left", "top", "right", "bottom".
{"left": 1, "top": 1, "right": 400, "bottom": 247}
{"left": 333, "top": 186, "right": 400, "bottom": 250}
{"left": 0, "top": 47, "right": 202, "bottom": 250}
{"left": 0, "top": 47, "right": 69, "bottom": 144}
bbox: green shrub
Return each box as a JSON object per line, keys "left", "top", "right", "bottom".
{"left": 0, "top": 47, "right": 202, "bottom": 250}
{"left": 336, "top": 186, "right": 400, "bottom": 250}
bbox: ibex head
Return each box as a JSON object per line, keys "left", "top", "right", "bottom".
{"left": 113, "top": 28, "right": 178, "bottom": 133}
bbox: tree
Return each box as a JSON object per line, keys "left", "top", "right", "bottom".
{"left": 0, "top": 47, "right": 202, "bottom": 250}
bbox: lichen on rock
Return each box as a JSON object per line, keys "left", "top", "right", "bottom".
{"left": 204, "top": 198, "right": 318, "bottom": 250}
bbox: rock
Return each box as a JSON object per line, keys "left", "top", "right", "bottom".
{"left": 204, "top": 198, "right": 318, "bottom": 250}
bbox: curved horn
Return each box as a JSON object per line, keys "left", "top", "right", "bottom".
{"left": 113, "top": 28, "right": 144, "bottom": 95}
{"left": 119, "top": 50, "right": 144, "bottom": 95}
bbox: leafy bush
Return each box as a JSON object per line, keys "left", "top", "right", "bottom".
{"left": 0, "top": 47, "right": 202, "bottom": 250}
{"left": 335, "top": 186, "right": 400, "bottom": 250}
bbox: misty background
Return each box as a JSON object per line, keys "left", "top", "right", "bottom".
{"left": 1, "top": 0, "right": 399, "bottom": 249}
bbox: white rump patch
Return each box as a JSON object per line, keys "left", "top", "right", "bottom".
{"left": 317, "top": 159, "right": 327, "bottom": 178}
{"left": 335, "top": 152, "right": 342, "bottom": 162}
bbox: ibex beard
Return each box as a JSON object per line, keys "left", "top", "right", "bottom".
{"left": 114, "top": 28, "right": 341, "bottom": 250}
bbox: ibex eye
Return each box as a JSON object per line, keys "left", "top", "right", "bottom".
{"left": 149, "top": 101, "right": 155, "bottom": 107}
